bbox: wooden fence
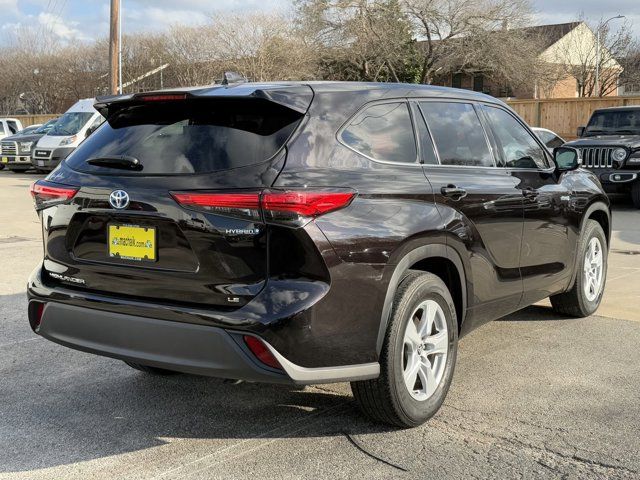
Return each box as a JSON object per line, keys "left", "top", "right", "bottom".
{"left": 13, "top": 114, "right": 60, "bottom": 128}
{"left": 506, "top": 96, "right": 640, "bottom": 140}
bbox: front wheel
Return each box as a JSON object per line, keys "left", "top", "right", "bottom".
{"left": 351, "top": 272, "right": 458, "bottom": 428}
{"left": 551, "top": 220, "right": 607, "bottom": 317}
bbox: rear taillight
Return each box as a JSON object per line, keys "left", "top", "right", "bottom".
{"left": 243, "top": 335, "right": 282, "bottom": 370}
{"left": 171, "top": 192, "right": 261, "bottom": 221}
{"left": 171, "top": 189, "right": 355, "bottom": 227}
{"left": 30, "top": 180, "right": 78, "bottom": 210}
{"left": 261, "top": 191, "right": 355, "bottom": 225}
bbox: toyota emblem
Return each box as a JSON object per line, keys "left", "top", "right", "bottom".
{"left": 109, "top": 190, "right": 130, "bottom": 210}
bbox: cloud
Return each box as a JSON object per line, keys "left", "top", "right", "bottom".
{"left": 37, "top": 12, "right": 91, "bottom": 41}
{"left": 0, "top": 0, "right": 17, "bottom": 12}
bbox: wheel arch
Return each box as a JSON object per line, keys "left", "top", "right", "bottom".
{"left": 376, "top": 244, "right": 467, "bottom": 354}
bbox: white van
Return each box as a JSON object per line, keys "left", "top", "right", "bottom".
{"left": 31, "top": 98, "right": 104, "bottom": 172}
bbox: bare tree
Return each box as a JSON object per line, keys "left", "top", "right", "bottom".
{"left": 547, "top": 18, "right": 633, "bottom": 97}
{"left": 400, "top": 0, "right": 534, "bottom": 84}
{"left": 297, "top": 0, "right": 418, "bottom": 82}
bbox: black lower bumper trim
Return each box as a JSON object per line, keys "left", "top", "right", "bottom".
{"left": 35, "top": 301, "right": 291, "bottom": 383}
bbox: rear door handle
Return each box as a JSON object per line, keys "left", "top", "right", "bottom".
{"left": 441, "top": 185, "right": 467, "bottom": 200}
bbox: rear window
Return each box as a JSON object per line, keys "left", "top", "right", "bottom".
{"left": 66, "top": 99, "right": 303, "bottom": 175}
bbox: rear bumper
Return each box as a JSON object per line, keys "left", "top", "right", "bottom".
{"left": 34, "top": 301, "right": 292, "bottom": 382}
{"left": 27, "top": 266, "right": 379, "bottom": 385}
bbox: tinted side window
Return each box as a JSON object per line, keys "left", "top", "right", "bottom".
{"left": 7, "top": 121, "right": 18, "bottom": 134}
{"left": 412, "top": 104, "right": 438, "bottom": 165}
{"left": 419, "top": 102, "right": 494, "bottom": 167}
{"left": 484, "top": 106, "right": 549, "bottom": 169}
{"left": 341, "top": 102, "right": 417, "bottom": 163}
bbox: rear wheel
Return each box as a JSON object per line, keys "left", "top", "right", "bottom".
{"left": 631, "top": 182, "right": 640, "bottom": 209}
{"left": 551, "top": 220, "right": 607, "bottom": 317}
{"left": 351, "top": 272, "right": 458, "bottom": 428}
{"left": 124, "top": 361, "right": 180, "bottom": 375}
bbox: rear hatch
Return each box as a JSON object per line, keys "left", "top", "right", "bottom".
{"left": 39, "top": 87, "right": 312, "bottom": 308}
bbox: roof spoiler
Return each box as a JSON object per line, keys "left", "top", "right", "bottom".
{"left": 94, "top": 85, "right": 313, "bottom": 119}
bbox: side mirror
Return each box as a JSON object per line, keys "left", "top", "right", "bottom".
{"left": 553, "top": 146, "right": 580, "bottom": 172}
{"left": 577, "top": 126, "right": 585, "bottom": 137}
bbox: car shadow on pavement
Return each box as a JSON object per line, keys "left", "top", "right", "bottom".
{"left": 498, "top": 304, "right": 575, "bottom": 322}
{"left": 0, "top": 295, "right": 394, "bottom": 473}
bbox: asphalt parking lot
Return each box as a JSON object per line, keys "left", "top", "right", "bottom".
{"left": 1, "top": 170, "right": 639, "bottom": 480}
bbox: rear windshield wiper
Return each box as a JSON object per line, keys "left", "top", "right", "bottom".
{"left": 86, "top": 155, "right": 143, "bottom": 171}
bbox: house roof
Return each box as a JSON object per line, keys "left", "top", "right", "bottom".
{"left": 519, "top": 22, "right": 582, "bottom": 53}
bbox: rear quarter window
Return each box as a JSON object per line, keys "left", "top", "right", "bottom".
{"left": 340, "top": 102, "right": 417, "bottom": 163}
{"left": 66, "top": 98, "right": 303, "bottom": 175}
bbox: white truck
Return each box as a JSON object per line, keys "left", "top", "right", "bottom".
{"left": 0, "top": 118, "right": 24, "bottom": 140}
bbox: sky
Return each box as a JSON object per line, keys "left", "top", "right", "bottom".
{"left": 0, "top": 0, "right": 638, "bottom": 45}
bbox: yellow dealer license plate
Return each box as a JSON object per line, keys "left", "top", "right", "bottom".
{"left": 1, "top": 157, "right": 7, "bottom": 163}
{"left": 108, "top": 224, "right": 156, "bottom": 262}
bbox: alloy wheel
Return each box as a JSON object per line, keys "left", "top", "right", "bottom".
{"left": 583, "top": 237, "right": 604, "bottom": 302}
{"left": 402, "top": 299, "right": 449, "bottom": 401}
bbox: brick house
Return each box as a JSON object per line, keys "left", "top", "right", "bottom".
{"left": 437, "top": 22, "right": 623, "bottom": 99}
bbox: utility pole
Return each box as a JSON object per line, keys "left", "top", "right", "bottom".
{"left": 109, "top": 0, "right": 120, "bottom": 95}
{"left": 595, "top": 15, "right": 624, "bottom": 97}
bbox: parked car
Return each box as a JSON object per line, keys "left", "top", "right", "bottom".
{"left": 28, "top": 83, "right": 610, "bottom": 427}
{"left": 31, "top": 99, "right": 104, "bottom": 172}
{"left": 532, "top": 127, "right": 566, "bottom": 151}
{"left": 1, "top": 119, "right": 59, "bottom": 172}
{"left": 18, "top": 124, "right": 43, "bottom": 135}
{"left": 0, "top": 118, "right": 23, "bottom": 140}
{"left": 0, "top": 118, "right": 24, "bottom": 170}
{"left": 564, "top": 105, "right": 640, "bottom": 208}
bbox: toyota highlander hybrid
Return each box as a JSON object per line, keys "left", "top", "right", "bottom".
{"left": 27, "top": 82, "right": 610, "bottom": 427}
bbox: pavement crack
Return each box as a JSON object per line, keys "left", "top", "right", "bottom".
{"left": 342, "top": 431, "right": 409, "bottom": 472}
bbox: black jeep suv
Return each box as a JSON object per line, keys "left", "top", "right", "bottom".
{"left": 564, "top": 106, "right": 640, "bottom": 207}
{"left": 27, "top": 82, "right": 610, "bottom": 427}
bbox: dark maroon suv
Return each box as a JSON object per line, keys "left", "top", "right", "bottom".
{"left": 28, "top": 82, "right": 610, "bottom": 427}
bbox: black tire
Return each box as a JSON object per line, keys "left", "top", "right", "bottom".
{"left": 124, "top": 361, "right": 180, "bottom": 375}
{"left": 551, "top": 220, "right": 607, "bottom": 317}
{"left": 631, "top": 182, "right": 640, "bottom": 209}
{"left": 351, "top": 271, "right": 458, "bottom": 428}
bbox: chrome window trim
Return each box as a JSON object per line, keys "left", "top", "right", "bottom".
{"left": 336, "top": 98, "right": 422, "bottom": 167}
